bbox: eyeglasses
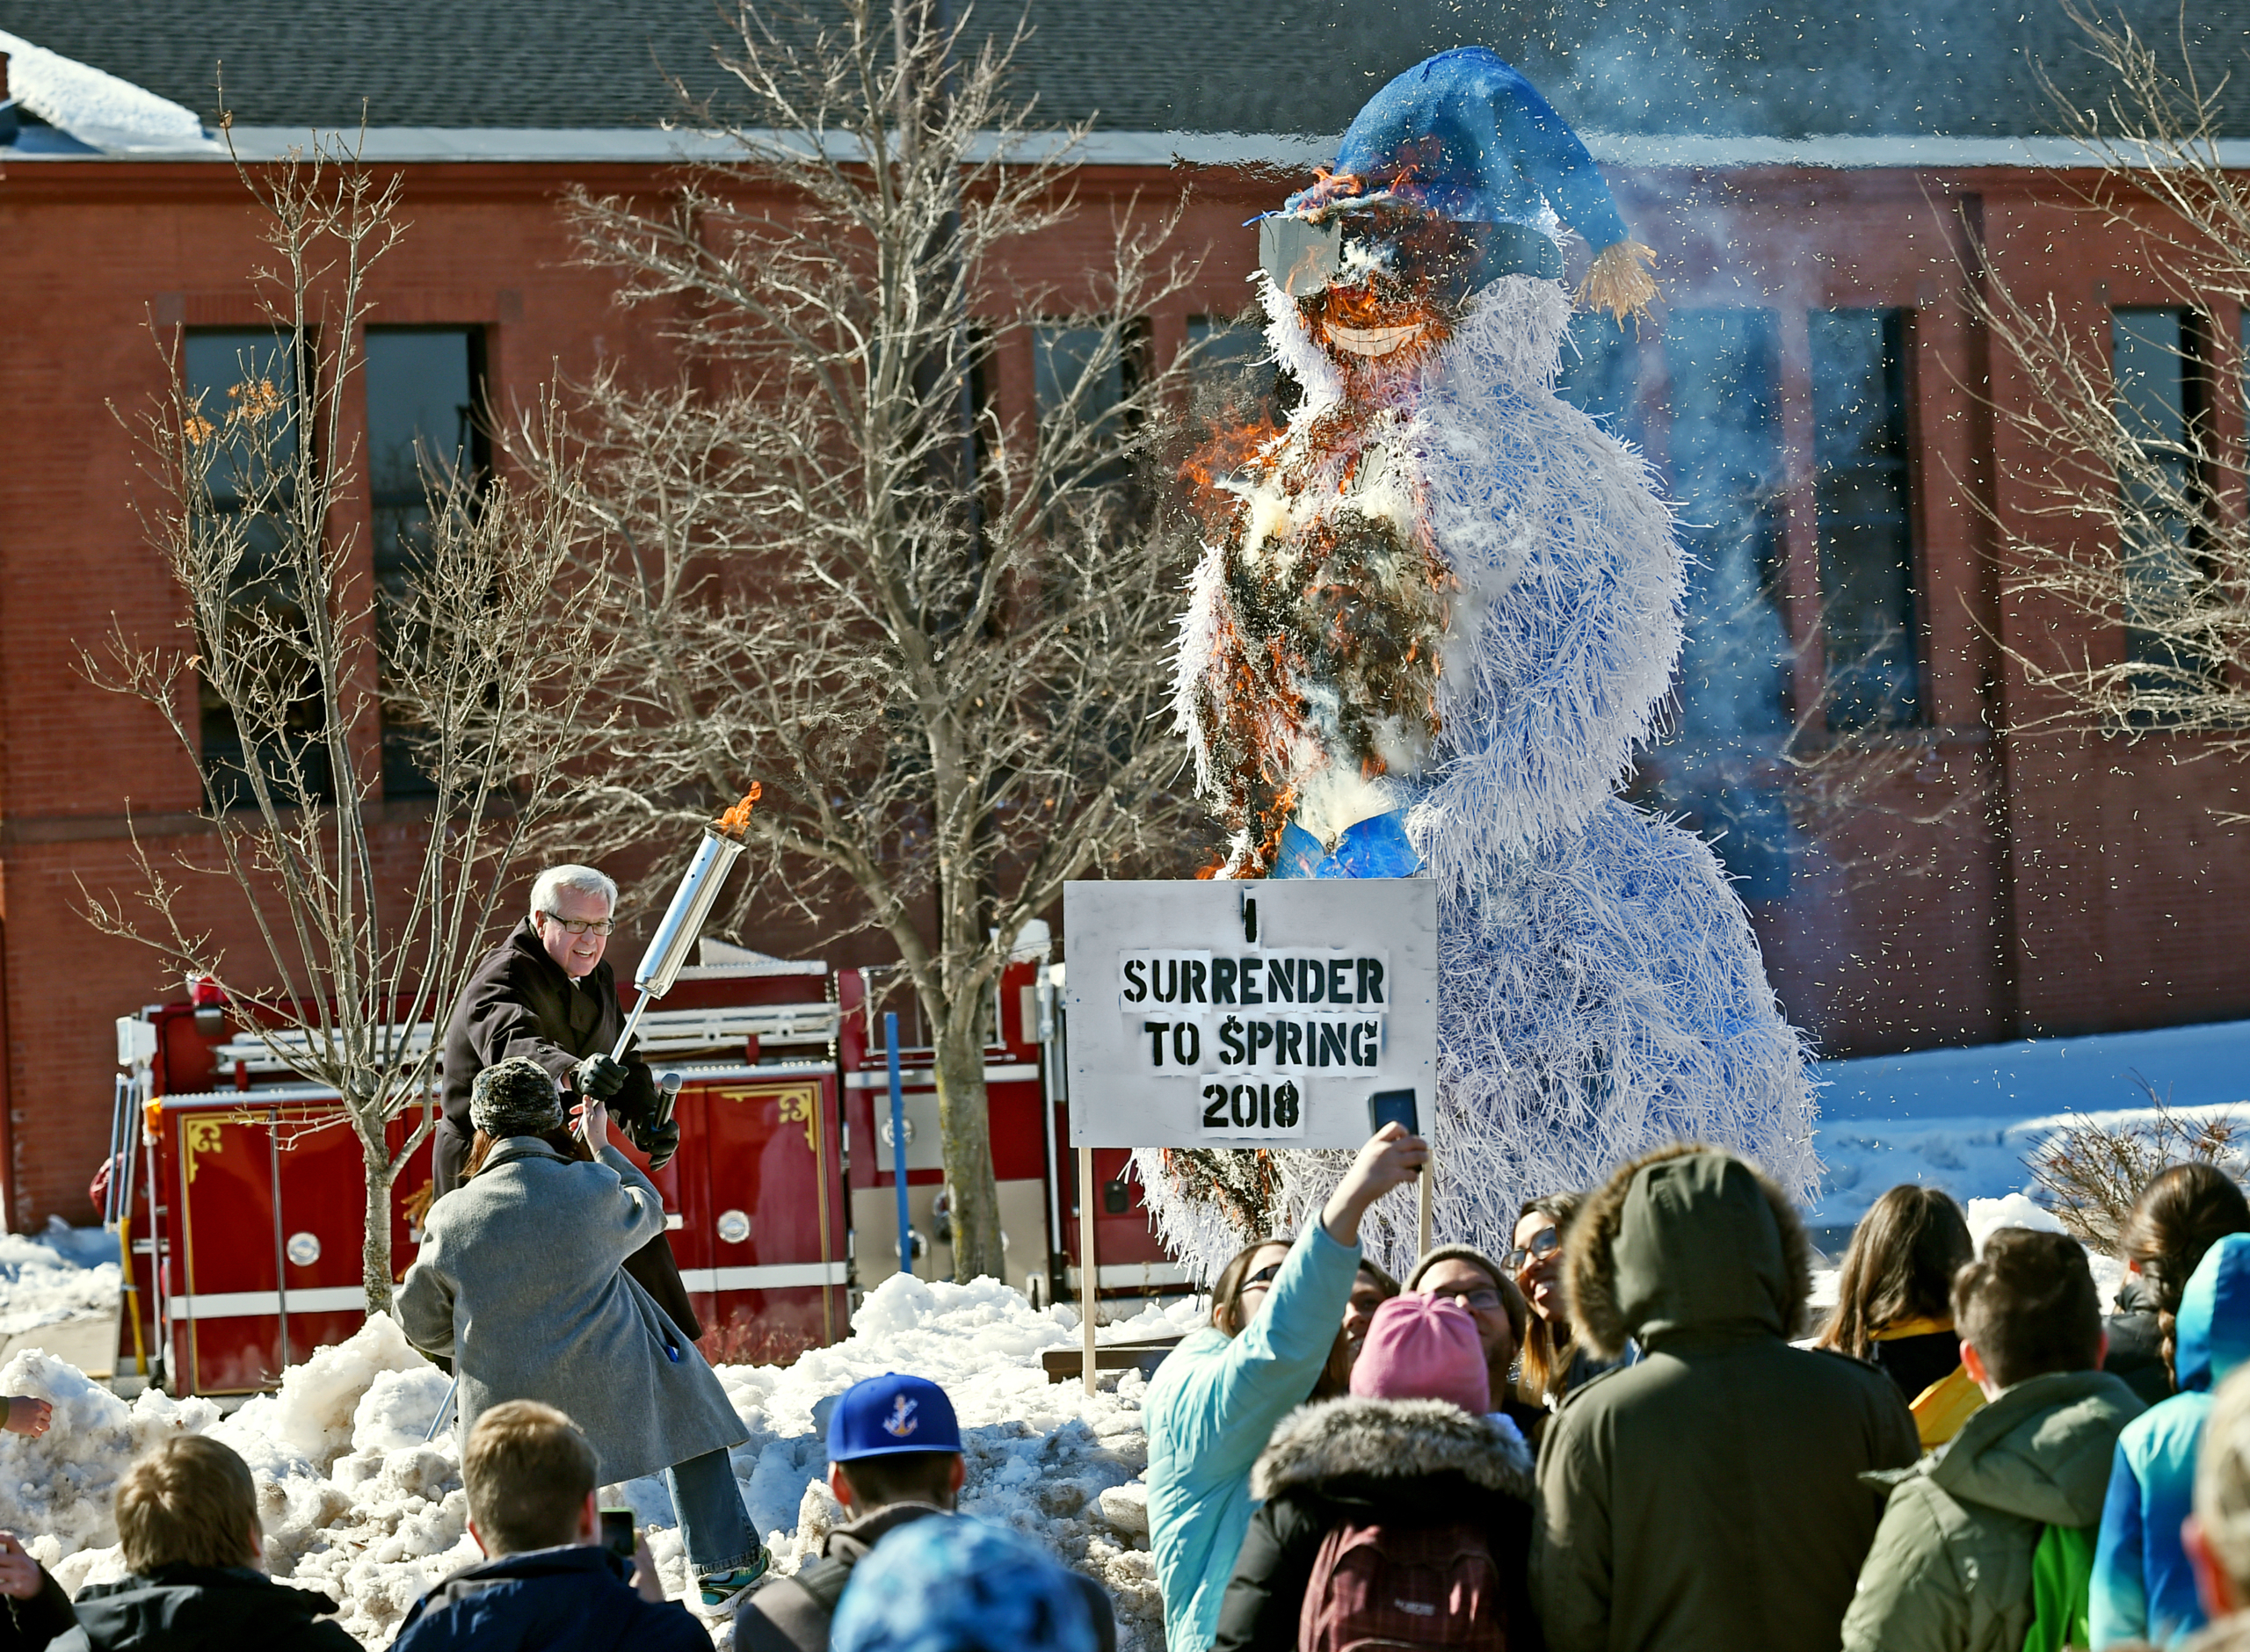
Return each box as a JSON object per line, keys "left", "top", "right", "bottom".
{"left": 1504, "top": 1228, "right": 1562, "bottom": 1272}
{"left": 541, "top": 911, "right": 615, "bottom": 938}
{"left": 1256, "top": 210, "right": 1563, "bottom": 303}
{"left": 1237, "top": 1261, "right": 1285, "bottom": 1296}
{"left": 1436, "top": 1287, "right": 1504, "bottom": 1311}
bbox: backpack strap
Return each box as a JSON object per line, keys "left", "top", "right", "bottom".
{"left": 795, "top": 1557, "right": 854, "bottom": 1615}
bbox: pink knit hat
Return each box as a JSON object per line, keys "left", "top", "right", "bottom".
{"left": 1348, "top": 1293, "right": 1492, "bottom": 1413}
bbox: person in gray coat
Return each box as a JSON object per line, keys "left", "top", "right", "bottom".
{"left": 397, "top": 1055, "right": 770, "bottom": 1606}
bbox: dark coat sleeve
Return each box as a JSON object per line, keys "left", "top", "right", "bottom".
{"left": 282, "top": 1618, "right": 361, "bottom": 1652}
{"left": 0, "top": 1569, "right": 77, "bottom": 1651}
{"left": 1213, "top": 1496, "right": 1324, "bottom": 1652}
{"left": 470, "top": 955, "right": 584, "bottom": 1090}
{"left": 735, "top": 1578, "right": 829, "bottom": 1652}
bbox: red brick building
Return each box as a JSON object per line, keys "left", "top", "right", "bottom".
{"left": 0, "top": 2, "right": 2244, "bottom": 1228}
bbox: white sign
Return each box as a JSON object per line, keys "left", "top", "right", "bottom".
{"left": 1063, "top": 879, "right": 1437, "bottom": 1148}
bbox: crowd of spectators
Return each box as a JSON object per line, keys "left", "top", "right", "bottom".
{"left": 11, "top": 1116, "right": 2250, "bottom": 1652}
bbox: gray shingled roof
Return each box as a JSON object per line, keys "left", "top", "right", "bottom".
{"left": 3, "top": 0, "right": 2248, "bottom": 140}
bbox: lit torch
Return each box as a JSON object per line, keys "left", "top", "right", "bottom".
{"left": 610, "top": 785, "right": 762, "bottom": 1069}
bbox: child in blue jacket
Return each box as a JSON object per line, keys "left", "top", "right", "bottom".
{"left": 2094, "top": 1232, "right": 2250, "bottom": 1645}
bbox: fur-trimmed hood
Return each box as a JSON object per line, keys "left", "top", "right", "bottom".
{"left": 1249, "top": 1396, "right": 1535, "bottom": 1505}
{"left": 1568, "top": 1144, "right": 1811, "bottom": 1359}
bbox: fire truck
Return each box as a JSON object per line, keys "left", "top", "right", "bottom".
{"left": 105, "top": 946, "right": 1182, "bottom": 1395}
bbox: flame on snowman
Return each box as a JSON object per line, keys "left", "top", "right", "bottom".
{"left": 1178, "top": 269, "right": 1464, "bottom": 876}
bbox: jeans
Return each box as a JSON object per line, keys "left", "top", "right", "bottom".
{"left": 667, "top": 1447, "right": 761, "bottom": 1574}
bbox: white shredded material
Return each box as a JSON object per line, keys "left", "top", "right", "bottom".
{"left": 1149, "top": 261, "right": 1819, "bottom": 1279}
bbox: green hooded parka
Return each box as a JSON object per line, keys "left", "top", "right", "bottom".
{"left": 1532, "top": 1147, "right": 1920, "bottom": 1652}
{"left": 1839, "top": 1364, "right": 2145, "bottom": 1652}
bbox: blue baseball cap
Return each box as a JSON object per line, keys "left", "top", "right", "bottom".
{"left": 827, "top": 1373, "right": 962, "bottom": 1461}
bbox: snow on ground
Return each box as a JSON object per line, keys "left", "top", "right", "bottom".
{"left": 0, "top": 1276, "right": 1199, "bottom": 1650}
{"left": 0, "top": 1218, "right": 121, "bottom": 1337}
{"left": 1809, "top": 1017, "right": 2250, "bottom": 1236}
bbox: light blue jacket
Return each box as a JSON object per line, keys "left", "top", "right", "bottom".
{"left": 2092, "top": 1232, "right": 2250, "bottom": 1647}
{"left": 1144, "top": 1218, "right": 1361, "bottom": 1652}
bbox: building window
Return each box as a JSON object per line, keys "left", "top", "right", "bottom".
{"left": 182, "top": 329, "right": 333, "bottom": 808}
{"left": 1035, "top": 321, "right": 1138, "bottom": 495}
{"left": 1810, "top": 308, "right": 1921, "bottom": 729}
{"left": 1659, "top": 307, "right": 1796, "bottom": 899}
{"left": 1188, "top": 312, "right": 1270, "bottom": 411}
{"left": 2112, "top": 307, "right": 2211, "bottom": 710}
{"left": 364, "top": 327, "right": 489, "bottom": 798}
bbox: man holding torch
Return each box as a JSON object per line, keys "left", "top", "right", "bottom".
{"left": 438, "top": 864, "right": 698, "bottom": 1337}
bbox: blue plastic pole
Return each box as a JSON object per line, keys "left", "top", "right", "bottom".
{"left": 887, "top": 1011, "right": 912, "bottom": 1278}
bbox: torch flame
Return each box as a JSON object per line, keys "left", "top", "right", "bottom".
{"left": 713, "top": 785, "right": 762, "bottom": 840}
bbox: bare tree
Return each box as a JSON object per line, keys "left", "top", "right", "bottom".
{"left": 80, "top": 133, "right": 607, "bottom": 1314}
{"left": 2028, "top": 1077, "right": 2246, "bottom": 1252}
{"left": 1971, "top": 7, "right": 2250, "bottom": 772}
{"left": 512, "top": 0, "right": 1204, "bottom": 1279}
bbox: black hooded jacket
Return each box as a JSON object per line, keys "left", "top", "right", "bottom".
{"left": 1214, "top": 1397, "right": 1543, "bottom": 1652}
{"left": 47, "top": 1566, "right": 355, "bottom": 1652}
{"left": 1531, "top": 1147, "right": 1919, "bottom": 1652}
{"left": 390, "top": 1545, "right": 708, "bottom": 1652}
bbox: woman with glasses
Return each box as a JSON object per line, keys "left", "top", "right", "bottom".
{"left": 1404, "top": 1244, "right": 1545, "bottom": 1442}
{"left": 1145, "top": 1125, "right": 1428, "bottom": 1652}
{"left": 1509, "top": 1192, "right": 1635, "bottom": 1416}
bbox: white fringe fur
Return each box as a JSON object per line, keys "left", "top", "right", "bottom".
{"left": 1143, "top": 272, "right": 1819, "bottom": 1282}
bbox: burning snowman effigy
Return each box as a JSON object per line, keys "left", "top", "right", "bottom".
{"left": 1142, "top": 47, "right": 1818, "bottom": 1276}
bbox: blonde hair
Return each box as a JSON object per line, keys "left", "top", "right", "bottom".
{"left": 117, "top": 1436, "right": 259, "bottom": 1572}
{"left": 2198, "top": 1365, "right": 2250, "bottom": 1591}
{"left": 464, "top": 1400, "right": 599, "bottom": 1556}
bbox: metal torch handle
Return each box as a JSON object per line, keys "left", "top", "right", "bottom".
{"left": 610, "top": 993, "right": 650, "bottom": 1065}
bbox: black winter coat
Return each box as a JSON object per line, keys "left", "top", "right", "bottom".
{"left": 1, "top": 1565, "right": 76, "bottom": 1651}
{"left": 47, "top": 1566, "right": 355, "bottom": 1652}
{"left": 438, "top": 920, "right": 697, "bottom": 1338}
{"left": 389, "top": 1545, "right": 708, "bottom": 1652}
{"left": 737, "top": 1503, "right": 1116, "bottom": 1652}
{"left": 2107, "top": 1274, "right": 2174, "bottom": 1405}
{"left": 1213, "top": 1397, "right": 1543, "bottom": 1652}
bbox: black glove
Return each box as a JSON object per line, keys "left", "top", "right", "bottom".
{"left": 573, "top": 1053, "right": 628, "bottom": 1100}
{"left": 632, "top": 1116, "right": 682, "bottom": 1171}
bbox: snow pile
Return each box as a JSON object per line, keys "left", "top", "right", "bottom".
{"left": 1964, "top": 1192, "right": 2066, "bottom": 1252}
{"left": 0, "top": 29, "right": 217, "bottom": 153}
{"left": 700, "top": 1276, "right": 1201, "bottom": 1652}
{"left": 0, "top": 1277, "right": 1201, "bottom": 1650}
{"left": 0, "top": 1220, "right": 120, "bottom": 1337}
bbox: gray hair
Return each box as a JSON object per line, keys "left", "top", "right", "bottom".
{"left": 529, "top": 865, "right": 617, "bottom": 920}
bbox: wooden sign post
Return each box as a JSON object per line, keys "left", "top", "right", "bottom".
{"left": 1078, "top": 1144, "right": 1099, "bottom": 1395}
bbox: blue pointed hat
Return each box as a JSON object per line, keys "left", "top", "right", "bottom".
{"left": 1287, "top": 47, "right": 1629, "bottom": 252}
